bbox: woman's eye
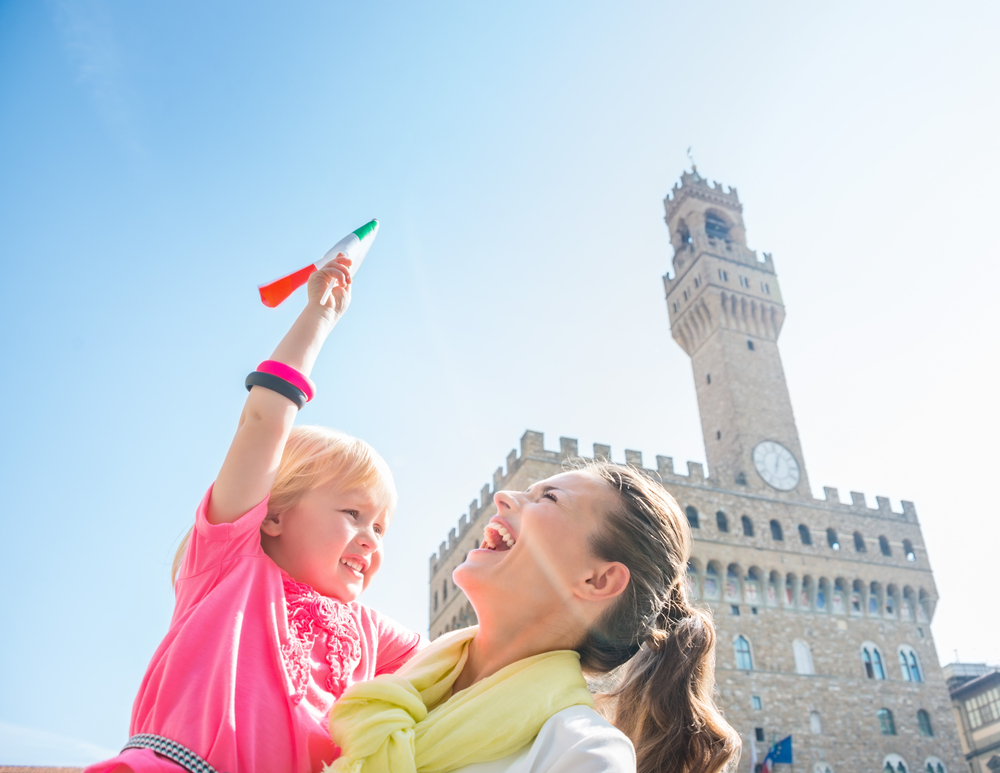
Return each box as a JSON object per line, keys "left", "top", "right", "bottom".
{"left": 543, "top": 492, "right": 557, "bottom": 502}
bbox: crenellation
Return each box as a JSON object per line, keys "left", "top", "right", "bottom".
{"left": 876, "top": 496, "right": 892, "bottom": 516}
{"left": 593, "top": 443, "right": 611, "bottom": 460}
{"left": 459, "top": 513, "right": 468, "bottom": 534}
{"left": 520, "top": 430, "right": 545, "bottom": 457}
{"left": 625, "top": 449, "right": 643, "bottom": 467}
{"left": 901, "top": 501, "right": 918, "bottom": 522}
{"left": 824, "top": 486, "right": 841, "bottom": 503}
{"left": 480, "top": 484, "right": 491, "bottom": 511}
{"left": 469, "top": 499, "right": 478, "bottom": 521}
{"left": 656, "top": 454, "right": 674, "bottom": 477}
{"left": 851, "top": 491, "right": 868, "bottom": 509}
{"left": 493, "top": 466, "right": 503, "bottom": 491}
{"left": 559, "top": 436, "right": 578, "bottom": 460}
{"left": 506, "top": 449, "right": 518, "bottom": 474}
{"left": 687, "top": 461, "right": 705, "bottom": 480}
{"left": 448, "top": 527, "right": 456, "bottom": 550}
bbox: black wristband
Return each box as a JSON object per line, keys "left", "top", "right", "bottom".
{"left": 245, "top": 371, "right": 307, "bottom": 409}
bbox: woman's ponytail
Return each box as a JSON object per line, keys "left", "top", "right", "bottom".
{"left": 576, "top": 462, "right": 741, "bottom": 773}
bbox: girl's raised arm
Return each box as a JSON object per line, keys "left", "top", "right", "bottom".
{"left": 206, "top": 256, "right": 352, "bottom": 525}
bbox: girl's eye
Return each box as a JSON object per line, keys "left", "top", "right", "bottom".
{"left": 346, "top": 510, "right": 359, "bottom": 518}
{"left": 374, "top": 525, "right": 384, "bottom": 536}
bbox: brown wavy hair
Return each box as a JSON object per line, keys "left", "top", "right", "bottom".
{"left": 576, "top": 461, "right": 741, "bottom": 773}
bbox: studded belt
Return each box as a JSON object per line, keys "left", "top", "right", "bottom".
{"left": 122, "top": 734, "right": 224, "bottom": 773}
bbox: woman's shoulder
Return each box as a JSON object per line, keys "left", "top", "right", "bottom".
{"left": 533, "top": 706, "right": 635, "bottom": 765}
{"left": 457, "top": 705, "right": 636, "bottom": 773}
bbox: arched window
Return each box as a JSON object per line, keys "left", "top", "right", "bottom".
{"left": 770, "top": 520, "right": 784, "bottom": 541}
{"left": 851, "top": 580, "right": 864, "bottom": 615}
{"left": 809, "top": 711, "right": 822, "bottom": 734}
{"left": 784, "top": 574, "right": 796, "bottom": 606}
{"left": 716, "top": 511, "right": 729, "bottom": 532}
{"left": 705, "top": 211, "right": 731, "bottom": 240}
{"left": 704, "top": 563, "right": 721, "bottom": 600}
{"left": 883, "top": 756, "right": 909, "bottom": 773}
{"left": 877, "top": 708, "right": 896, "bottom": 735}
{"left": 734, "top": 635, "right": 753, "bottom": 670}
{"left": 903, "top": 539, "right": 916, "bottom": 561}
{"left": 885, "top": 585, "right": 898, "bottom": 616}
{"left": 725, "top": 564, "right": 741, "bottom": 601}
{"left": 924, "top": 758, "right": 946, "bottom": 773}
{"left": 917, "top": 709, "right": 934, "bottom": 736}
{"left": 798, "top": 524, "right": 812, "bottom": 545}
{"left": 827, "top": 528, "right": 840, "bottom": 550}
{"left": 793, "top": 640, "right": 815, "bottom": 675}
{"left": 869, "top": 582, "right": 881, "bottom": 616}
{"left": 742, "top": 515, "right": 754, "bottom": 537}
{"left": 862, "top": 643, "right": 886, "bottom": 679}
{"left": 879, "top": 535, "right": 892, "bottom": 556}
{"left": 686, "top": 506, "right": 700, "bottom": 529}
{"left": 853, "top": 531, "right": 866, "bottom": 552}
{"left": 899, "top": 646, "right": 923, "bottom": 682}
{"left": 816, "top": 578, "right": 828, "bottom": 611}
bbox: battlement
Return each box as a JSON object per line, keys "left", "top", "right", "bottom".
{"left": 663, "top": 169, "right": 742, "bottom": 222}
{"left": 429, "top": 431, "right": 921, "bottom": 569}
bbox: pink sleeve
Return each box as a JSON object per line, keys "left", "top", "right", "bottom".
{"left": 366, "top": 608, "right": 425, "bottom": 676}
{"left": 172, "top": 484, "right": 271, "bottom": 619}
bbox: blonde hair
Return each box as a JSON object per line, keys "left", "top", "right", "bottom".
{"left": 171, "top": 426, "right": 397, "bottom": 583}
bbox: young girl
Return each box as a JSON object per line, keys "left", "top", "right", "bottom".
{"left": 86, "top": 254, "right": 422, "bottom": 773}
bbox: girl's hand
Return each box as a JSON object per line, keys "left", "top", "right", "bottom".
{"left": 307, "top": 254, "right": 353, "bottom": 319}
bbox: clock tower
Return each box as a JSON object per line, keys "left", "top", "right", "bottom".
{"left": 663, "top": 169, "right": 810, "bottom": 497}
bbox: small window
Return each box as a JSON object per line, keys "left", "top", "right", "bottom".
{"left": 718, "top": 269, "right": 728, "bottom": 281}
{"left": 731, "top": 605, "right": 740, "bottom": 616}
{"left": 770, "top": 520, "right": 783, "bottom": 541}
{"left": 695, "top": 276, "right": 702, "bottom": 288}
{"left": 854, "top": 532, "right": 866, "bottom": 552}
{"left": 798, "top": 524, "right": 812, "bottom": 545}
{"left": 673, "top": 302, "right": 678, "bottom": 313}
{"left": 433, "top": 591, "right": 439, "bottom": 612}
{"left": 752, "top": 696, "right": 762, "bottom": 710}
{"left": 917, "top": 709, "right": 933, "bottom": 736}
{"left": 761, "top": 282, "right": 771, "bottom": 294}
{"left": 716, "top": 511, "right": 729, "bottom": 532}
{"left": 747, "top": 339, "right": 755, "bottom": 350}
{"left": 755, "top": 727, "right": 765, "bottom": 743}
{"left": 706, "top": 373, "right": 711, "bottom": 384}
{"left": 810, "top": 711, "right": 822, "bottom": 734}
{"left": 740, "top": 276, "right": 750, "bottom": 288}
{"left": 683, "top": 289, "right": 690, "bottom": 301}
{"left": 742, "top": 516, "right": 754, "bottom": 537}
{"left": 903, "top": 540, "right": 916, "bottom": 561}
{"left": 716, "top": 430, "right": 721, "bottom": 439}
{"left": 442, "top": 579, "right": 448, "bottom": 601}
{"left": 686, "top": 506, "right": 700, "bottom": 529}
{"left": 877, "top": 708, "right": 896, "bottom": 735}
{"left": 827, "top": 528, "right": 840, "bottom": 550}
{"left": 879, "top": 535, "right": 891, "bottom": 556}
{"left": 735, "top": 636, "right": 753, "bottom": 670}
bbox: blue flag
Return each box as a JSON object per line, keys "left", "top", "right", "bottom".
{"left": 772, "top": 736, "right": 793, "bottom": 764}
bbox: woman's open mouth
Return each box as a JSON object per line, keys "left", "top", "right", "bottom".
{"left": 481, "top": 519, "right": 517, "bottom": 552}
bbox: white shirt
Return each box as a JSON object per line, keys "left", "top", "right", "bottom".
{"left": 454, "top": 705, "right": 636, "bottom": 773}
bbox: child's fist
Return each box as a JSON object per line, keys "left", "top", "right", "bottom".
{"left": 308, "top": 255, "right": 353, "bottom": 317}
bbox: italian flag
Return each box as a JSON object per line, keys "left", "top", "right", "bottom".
{"left": 258, "top": 219, "right": 380, "bottom": 307}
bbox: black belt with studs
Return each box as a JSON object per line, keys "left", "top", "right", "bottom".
{"left": 122, "top": 733, "right": 223, "bottom": 773}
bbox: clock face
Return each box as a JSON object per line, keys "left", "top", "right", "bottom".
{"left": 752, "top": 441, "right": 801, "bottom": 491}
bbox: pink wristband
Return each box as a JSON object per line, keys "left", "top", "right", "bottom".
{"left": 257, "top": 360, "right": 316, "bottom": 403}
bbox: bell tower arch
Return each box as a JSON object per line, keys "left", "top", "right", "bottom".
{"left": 663, "top": 169, "right": 810, "bottom": 497}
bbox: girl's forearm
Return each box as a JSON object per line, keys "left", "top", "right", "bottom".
{"left": 208, "top": 306, "right": 341, "bottom": 524}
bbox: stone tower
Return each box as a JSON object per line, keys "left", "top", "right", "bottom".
{"left": 427, "top": 171, "right": 964, "bottom": 773}
{"left": 663, "top": 169, "right": 808, "bottom": 497}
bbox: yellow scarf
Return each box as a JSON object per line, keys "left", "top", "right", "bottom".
{"left": 324, "top": 626, "right": 594, "bottom": 773}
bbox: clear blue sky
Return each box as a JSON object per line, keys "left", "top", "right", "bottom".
{"left": 2, "top": 0, "right": 998, "bottom": 765}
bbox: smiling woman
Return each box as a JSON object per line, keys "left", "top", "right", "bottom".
{"left": 327, "top": 463, "right": 741, "bottom": 773}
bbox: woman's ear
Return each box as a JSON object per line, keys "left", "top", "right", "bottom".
{"left": 260, "top": 510, "right": 283, "bottom": 537}
{"left": 581, "top": 561, "right": 630, "bottom": 602}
